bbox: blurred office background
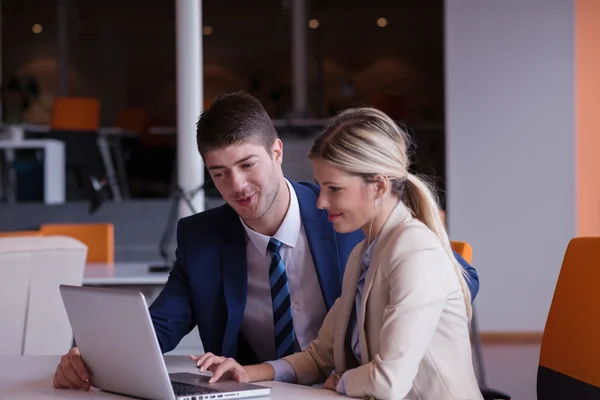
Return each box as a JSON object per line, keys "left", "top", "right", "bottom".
{"left": 0, "top": 0, "right": 450, "bottom": 266}
{"left": 2, "top": 1, "right": 600, "bottom": 399}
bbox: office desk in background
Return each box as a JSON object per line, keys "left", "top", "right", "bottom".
{"left": 83, "top": 262, "right": 169, "bottom": 312}
{"left": 83, "top": 261, "right": 170, "bottom": 301}
{"left": 84, "top": 262, "right": 169, "bottom": 286}
{"left": 4, "top": 123, "right": 136, "bottom": 201}
{"left": 0, "top": 139, "right": 66, "bottom": 204}
{"left": 0, "top": 355, "right": 340, "bottom": 399}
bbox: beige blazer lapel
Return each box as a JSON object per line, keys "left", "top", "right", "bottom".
{"left": 358, "top": 201, "right": 412, "bottom": 363}
{"left": 333, "top": 244, "right": 364, "bottom": 371}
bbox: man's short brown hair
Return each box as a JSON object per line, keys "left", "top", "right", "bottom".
{"left": 196, "top": 91, "right": 278, "bottom": 156}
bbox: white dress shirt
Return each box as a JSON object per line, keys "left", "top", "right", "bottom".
{"left": 240, "top": 179, "right": 327, "bottom": 362}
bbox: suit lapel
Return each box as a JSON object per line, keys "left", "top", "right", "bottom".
{"left": 359, "top": 256, "right": 377, "bottom": 363}
{"left": 292, "top": 181, "right": 341, "bottom": 310}
{"left": 333, "top": 245, "right": 364, "bottom": 370}
{"left": 219, "top": 207, "right": 249, "bottom": 358}
{"left": 359, "top": 202, "right": 412, "bottom": 363}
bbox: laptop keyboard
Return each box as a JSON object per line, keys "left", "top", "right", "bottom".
{"left": 172, "top": 381, "right": 220, "bottom": 396}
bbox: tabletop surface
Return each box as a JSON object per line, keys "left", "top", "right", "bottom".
{"left": 0, "top": 355, "right": 341, "bottom": 400}
{"left": 84, "top": 262, "right": 170, "bottom": 285}
{"left": 0, "top": 139, "right": 65, "bottom": 149}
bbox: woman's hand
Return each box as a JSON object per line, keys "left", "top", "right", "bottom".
{"left": 323, "top": 371, "right": 345, "bottom": 392}
{"left": 190, "top": 353, "right": 250, "bottom": 383}
{"left": 323, "top": 373, "right": 337, "bottom": 390}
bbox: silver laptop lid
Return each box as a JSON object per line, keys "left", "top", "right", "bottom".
{"left": 60, "top": 285, "right": 176, "bottom": 400}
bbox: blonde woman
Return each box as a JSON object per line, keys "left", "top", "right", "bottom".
{"left": 194, "top": 107, "right": 483, "bottom": 400}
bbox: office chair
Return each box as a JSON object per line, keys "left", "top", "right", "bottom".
{"left": 451, "top": 241, "right": 511, "bottom": 400}
{"left": 537, "top": 237, "right": 600, "bottom": 399}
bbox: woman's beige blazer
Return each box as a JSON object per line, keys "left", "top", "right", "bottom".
{"left": 283, "top": 202, "right": 483, "bottom": 400}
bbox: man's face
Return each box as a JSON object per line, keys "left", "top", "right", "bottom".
{"left": 204, "top": 139, "right": 283, "bottom": 221}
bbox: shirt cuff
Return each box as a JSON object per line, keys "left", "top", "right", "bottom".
{"left": 265, "top": 359, "right": 297, "bottom": 383}
{"left": 336, "top": 371, "right": 350, "bottom": 394}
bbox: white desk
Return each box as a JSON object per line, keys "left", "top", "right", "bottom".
{"left": 0, "top": 355, "right": 339, "bottom": 399}
{"left": 84, "top": 262, "right": 169, "bottom": 286}
{"left": 0, "top": 139, "right": 66, "bottom": 204}
{"left": 18, "top": 124, "right": 135, "bottom": 201}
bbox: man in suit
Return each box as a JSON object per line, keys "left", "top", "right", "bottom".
{"left": 52, "top": 91, "right": 479, "bottom": 390}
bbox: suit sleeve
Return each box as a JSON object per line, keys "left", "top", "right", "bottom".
{"left": 452, "top": 250, "right": 479, "bottom": 301}
{"left": 149, "top": 219, "right": 196, "bottom": 353}
{"left": 343, "top": 247, "right": 450, "bottom": 400}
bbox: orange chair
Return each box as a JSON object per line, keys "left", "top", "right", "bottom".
{"left": 537, "top": 237, "right": 600, "bottom": 398}
{"left": 0, "top": 230, "right": 42, "bottom": 237}
{"left": 115, "top": 108, "right": 148, "bottom": 133}
{"left": 450, "top": 240, "right": 473, "bottom": 264}
{"left": 50, "top": 97, "right": 101, "bottom": 131}
{"left": 450, "top": 240, "right": 511, "bottom": 400}
{"left": 47, "top": 97, "right": 104, "bottom": 199}
{"left": 39, "top": 223, "right": 114, "bottom": 263}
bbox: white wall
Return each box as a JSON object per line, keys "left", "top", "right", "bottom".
{"left": 445, "top": 0, "right": 575, "bottom": 332}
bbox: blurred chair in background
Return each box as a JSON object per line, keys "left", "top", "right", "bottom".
{"left": 120, "top": 107, "right": 176, "bottom": 198}
{"left": 0, "top": 238, "right": 32, "bottom": 355}
{"left": 451, "top": 240, "right": 511, "bottom": 400}
{"left": 50, "top": 97, "right": 100, "bottom": 131}
{"left": 115, "top": 107, "right": 148, "bottom": 134}
{"left": 40, "top": 222, "right": 114, "bottom": 263}
{"left": 0, "top": 235, "right": 87, "bottom": 355}
{"left": 113, "top": 107, "right": 149, "bottom": 196}
{"left": 45, "top": 97, "right": 106, "bottom": 200}
{"left": 537, "top": 237, "right": 600, "bottom": 399}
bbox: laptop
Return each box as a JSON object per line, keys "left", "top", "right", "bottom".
{"left": 59, "top": 285, "right": 271, "bottom": 400}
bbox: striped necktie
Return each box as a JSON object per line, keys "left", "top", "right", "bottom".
{"left": 267, "top": 238, "right": 296, "bottom": 359}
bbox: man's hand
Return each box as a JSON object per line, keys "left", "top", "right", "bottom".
{"left": 52, "top": 347, "right": 91, "bottom": 391}
{"left": 190, "top": 353, "right": 250, "bottom": 383}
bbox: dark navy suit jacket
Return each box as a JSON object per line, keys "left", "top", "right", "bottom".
{"left": 149, "top": 180, "right": 479, "bottom": 365}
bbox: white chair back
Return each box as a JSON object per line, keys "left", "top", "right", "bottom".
{"left": 0, "top": 240, "right": 32, "bottom": 355}
{"left": 0, "top": 235, "right": 87, "bottom": 355}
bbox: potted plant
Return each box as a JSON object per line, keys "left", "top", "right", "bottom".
{"left": 1, "top": 74, "right": 40, "bottom": 140}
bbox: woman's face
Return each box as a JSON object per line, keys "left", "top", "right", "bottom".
{"left": 312, "top": 158, "right": 376, "bottom": 234}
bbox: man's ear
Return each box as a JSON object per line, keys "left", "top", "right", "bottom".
{"left": 271, "top": 138, "right": 283, "bottom": 165}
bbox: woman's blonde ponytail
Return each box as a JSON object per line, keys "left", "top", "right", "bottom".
{"left": 404, "top": 173, "right": 472, "bottom": 321}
